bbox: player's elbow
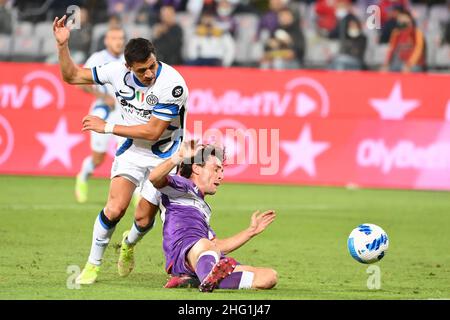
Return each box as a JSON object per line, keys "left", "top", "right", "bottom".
{"left": 149, "top": 173, "right": 165, "bottom": 189}
{"left": 62, "top": 72, "right": 79, "bottom": 84}
{"left": 62, "top": 74, "right": 75, "bottom": 84}
{"left": 144, "top": 132, "right": 160, "bottom": 141}
{"left": 143, "top": 128, "right": 163, "bottom": 141}
{"left": 148, "top": 172, "right": 158, "bottom": 186}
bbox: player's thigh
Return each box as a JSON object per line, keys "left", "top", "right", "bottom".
{"left": 186, "top": 238, "right": 220, "bottom": 270}
{"left": 105, "top": 176, "right": 136, "bottom": 219}
{"left": 110, "top": 152, "right": 147, "bottom": 187}
{"left": 234, "top": 265, "right": 278, "bottom": 289}
{"left": 92, "top": 151, "right": 106, "bottom": 166}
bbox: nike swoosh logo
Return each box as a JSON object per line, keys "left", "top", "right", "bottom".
{"left": 119, "top": 89, "right": 132, "bottom": 94}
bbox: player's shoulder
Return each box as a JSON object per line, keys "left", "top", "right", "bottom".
{"left": 86, "top": 50, "right": 125, "bottom": 69}
{"left": 158, "top": 61, "right": 186, "bottom": 85}
{"left": 84, "top": 51, "right": 103, "bottom": 67}
{"left": 95, "top": 60, "right": 127, "bottom": 73}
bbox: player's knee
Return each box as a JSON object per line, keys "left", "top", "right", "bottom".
{"left": 195, "top": 238, "right": 217, "bottom": 252}
{"left": 135, "top": 199, "right": 158, "bottom": 226}
{"left": 265, "top": 269, "right": 278, "bottom": 289}
{"left": 92, "top": 158, "right": 102, "bottom": 167}
{"left": 254, "top": 268, "right": 278, "bottom": 290}
{"left": 105, "top": 203, "right": 127, "bottom": 220}
{"left": 92, "top": 153, "right": 105, "bottom": 167}
{"left": 190, "top": 239, "right": 220, "bottom": 258}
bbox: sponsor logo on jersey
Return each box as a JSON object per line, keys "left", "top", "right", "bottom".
{"left": 146, "top": 94, "right": 158, "bottom": 106}
{"left": 119, "top": 98, "right": 152, "bottom": 119}
{"left": 172, "top": 86, "right": 183, "bottom": 98}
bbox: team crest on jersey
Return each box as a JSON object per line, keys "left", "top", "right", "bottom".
{"left": 172, "top": 86, "right": 183, "bottom": 98}
{"left": 136, "top": 91, "right": 145, "bottom": 103}
{"left": 146, "top": 94, "right": 158, "bottom": 106}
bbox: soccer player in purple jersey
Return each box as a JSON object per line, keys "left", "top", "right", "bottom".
{"left": 149, "top": 141, "right": 278, "bottom": 292}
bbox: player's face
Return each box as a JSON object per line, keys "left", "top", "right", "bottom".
{"left": 104, "top": 29, "right": 125, "bottom": 57}
{"left": 129, "top": 54, "right": 159, "bottom": 87}
{"left": 198, "top": 156, "right": 224, "bottom": 195}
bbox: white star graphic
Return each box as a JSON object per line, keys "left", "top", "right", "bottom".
{"left": 281, "top": 125, "right": 330, "bottom": 177}
{"left": 369, "top": 81, "right": 420, "bottom": 120}
{"left": 36, "top": 117, "right": 84, "bottom": 169}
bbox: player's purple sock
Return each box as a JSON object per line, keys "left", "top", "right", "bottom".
{"left": 218, "top": 272, "right": 242, "bottom": 289}
{"left": 195, "top": 251, "right": 219, "bottom": 281}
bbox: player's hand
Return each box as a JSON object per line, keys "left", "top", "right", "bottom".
{"left": 53, "top": 15, "right": 70, "bottom": 47}
{"left": 82, "top": 115, "right": 106, "bottom": 134}
{"left": 172, "top": 140, "right": 199, "bottom": 165}
{"left": 248, "top": 210, "right": 276, "bottom": 236}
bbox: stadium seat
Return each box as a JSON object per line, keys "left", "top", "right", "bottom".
{"left": 411, "top": 4, "right": 428, "bottom": 32}
{"left": 0, "top": 35, "right": 12, "bottom": 60}
{"left": 363, "top": 27, "right": 381, "bottom": 69}
{"left": 13, "top": 21, "right": 33, "bottom": 38}
{"left": 176, "top": 12, "right": 196, "bottom": 61}
{"left": 304, "top": 30, "right": 339, "bottom": 68}
{"left": 428, "top": 5, "right": 449, "bottom": 36}
{"left": 89, "top": 23, "right": 109, "bottom": 54}
{"left": 434, "top": 45, "right": 450, "bottom": 68}
{"left": 175, "top": 12, "right": 196, "bottom": 31}
{"left": 34, "top": 21, "right": 53, "bottom": 38}
{"left": 11, "top": 36, "right": 42, "bottom": 61}
{"left": 302, "top": 2, "right": 317, "bottom": 31}
{"left": 125, "top": 24, "right": 152, "bottom": 40}
{"left": 368, "top": 44, "right": 389, "bottom": 69}
{"left": 40, "top": 36, "right": 56, "bottom": 56}
{"left": 234, "top": 13, "right": 260, "bottom": 65}
{"left": 429, "top": 4, "right": 449, "bottom": 22}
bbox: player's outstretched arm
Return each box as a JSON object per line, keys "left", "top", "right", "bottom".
{"left": 214, "top": 210, "right": 276, "bottom": 255}
{"left": 53, "top": 15, "right": 94, "bottom": 85}
{"left": 82, "top": 115, "right": 172, "bottom": 141}
{"left": 149, "top": 140, "right": 198, "bottom": 188}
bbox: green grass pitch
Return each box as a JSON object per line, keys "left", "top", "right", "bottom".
{"left": 0, "top": 175, "right": 449, "bottom": 300}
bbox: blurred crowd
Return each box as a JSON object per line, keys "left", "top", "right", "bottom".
{"left": 0, "top": 0, "right": 449, "bottom": 72}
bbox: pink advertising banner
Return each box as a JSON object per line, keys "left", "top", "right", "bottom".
{"left": 0, "top": 62, "right": 449, "bottom": 190}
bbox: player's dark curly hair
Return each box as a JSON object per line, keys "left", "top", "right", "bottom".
{"left": 179, "top": 144, "right": 225, "bottom": 179}
{"left": 124, "top": 38, "right": 157, "bottom": 66}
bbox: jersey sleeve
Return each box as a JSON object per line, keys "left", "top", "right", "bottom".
{"left": 83, "top": 52, "right": 99, "bottom": 69}
{"left": 158, "top": 174, "right": 192, "bottom": 197}
{"left": 152, "top": 83, "right": 188, "bottom": 121}
{"left": 91, "top": 61, "right": 120, "bottom": 86}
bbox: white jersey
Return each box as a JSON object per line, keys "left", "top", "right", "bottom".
{"left": 92, "top": 61, "right": 188, "bottom": 159}
{"left": 84, "top": 49, "right": 125, "bottom": 107}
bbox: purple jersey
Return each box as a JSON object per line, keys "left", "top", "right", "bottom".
{"left": 159, "top": 175, "right": 216, "bottom": 276}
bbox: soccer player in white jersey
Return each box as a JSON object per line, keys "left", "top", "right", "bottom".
{"left": 53, "top": 15, "right": 189, "bottom": 284}
{"left": 75, "top": 26, "right": 126, "bottom": 204}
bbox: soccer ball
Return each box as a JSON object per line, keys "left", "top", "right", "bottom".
{"left": 347, "top": 223, "right": 389, "bottom": 264}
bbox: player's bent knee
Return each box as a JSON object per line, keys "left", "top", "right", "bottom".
{"left": 135, "top": 200, "right": 158, "bottom": 226}
{"left": 194, "top": 238, "right": 217, "bottom": 252}
{"left": 253, "top": 268, "right": 278, "bottom": 289}
{"left": 189, "top": 238, "right": 220, "bottom": 259}
{"left": 105, "top": 203, "right": 127, "bottom": 220}
{"left": 265, "top": 269, "right": 278, "bottom": 289}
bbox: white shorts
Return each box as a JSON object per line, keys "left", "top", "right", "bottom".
{"left": 110, "top": 146, "right": 175, "bottom": 206}
{"left": 90, "top": 106, "right": 121, "bottom": 153}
